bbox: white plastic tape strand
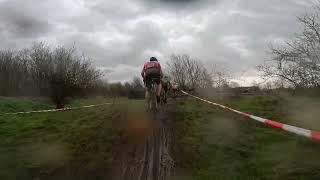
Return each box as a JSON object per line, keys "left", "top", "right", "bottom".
{"left": 181, "top": 90, "right": 320, "bottom": 141}
{"left": 2, "top": 102, "right": 111, "bottom": 115}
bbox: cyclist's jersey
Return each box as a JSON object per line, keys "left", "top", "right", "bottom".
{"left": 142, "top": 61, "right": 161, "bottom": 74}
{"left": 141, "top": 61, "right": 163, "bottom": 87}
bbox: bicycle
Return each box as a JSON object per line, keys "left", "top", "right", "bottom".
{"left": 147, "top": 78, "right": 159, "bottom": 112}
{"left": 160, "top": 88, "right": 167, "bottom": 104}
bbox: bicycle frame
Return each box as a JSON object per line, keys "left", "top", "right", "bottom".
{"left": 147, "top": 79, "right": 158, "bottom": 112}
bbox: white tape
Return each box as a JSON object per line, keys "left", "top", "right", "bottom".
{"left": 181, "top": 90, "right": 320, "bottom": 141}
{"left": 1, "top": 102, "right": 111, "bottom": 115}
{"left": 250, "top": 115, "right": 267, "bottom": 123}
{"left": 282, "top": 124, "right": 311, "bottom": 138}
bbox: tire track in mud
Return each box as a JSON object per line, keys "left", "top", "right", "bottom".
{"left": 112, "top": 102, "right": 175, "bottom": 180}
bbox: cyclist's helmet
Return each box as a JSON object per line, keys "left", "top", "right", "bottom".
{"left": 150, "top": 57, "right": 158, "bottom": 61}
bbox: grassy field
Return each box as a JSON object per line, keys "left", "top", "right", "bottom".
{"left": 172, "top": 94, "right": 320, "bottom": 180}
{"left": 2, "top": 94, "right": 320, "bottom": 179}
{"left": 0, "top": 96, "right": 144, "bottom": 180}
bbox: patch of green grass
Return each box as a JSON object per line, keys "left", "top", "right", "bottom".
{"left": 0, "top": 96, "right": 55, "bottom": 113}
{"left": 0, "top": 96, "right": 144, "bottom": 180}
{"left": 173, "top": 96, "right": 320, "bottom": 179}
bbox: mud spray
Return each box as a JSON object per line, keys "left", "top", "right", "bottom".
{"left": 112, "top": 106, "right": 174, "bottom": 180}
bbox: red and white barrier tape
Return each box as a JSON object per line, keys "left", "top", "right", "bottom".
{"left": 181, "top": 91, "right": 320, "bottom": 141}
{"left": 1, "top": 102, "right": 111, "bottom": 115}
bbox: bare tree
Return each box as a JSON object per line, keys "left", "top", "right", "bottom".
{"left": 128, "top": 77, "right": 144, "bottom": 99}
{"left": 258, "top": 4, "right": 320, "bottom": 88}
{"left": 29, "top": 43, "right": 101, "bottom": 108}
{"left": 167, "top": 54, "right": 213, "bottom": 90}
{"left": 199, "top": 68, "right": 213, "bottom": 88}
{"left": 211, "top": 64, "right": 232, "bottom": 88}
{"left": 182, "top": 55, "right": 203, "bottom": 89}
{"left": 28, "top": 43, "right": 53, "bottom": 95}
{"left": 131, "top": 77, "right": 143, "bottom": 89}
{"left": 94, "top": 79, "right": 109, "bottom": 97}
{"left": 167, "top": 54, "right": 188, "bottom": 89}
{"left": 53, "top": 48, "right": 100, "bottom": 108}
{"left": 0, "top": 50, "right": 33, "bottom": 96}
{"left": 0, "top": 42, "right": 101, "bottom": 104}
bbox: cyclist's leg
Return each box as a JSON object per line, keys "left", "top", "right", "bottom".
{"left": 144, "top": 75, "right": 152, "bottom": 110}
{"left": 160, "top": 86, "right": 165, "bottom": 104}
{"left": 145, "top": 68, "right": 161, "bottom": 104}
{"left": 150, "top": 72, "right": 161, "bottom": 104}
{"left": 156, "top": 82, "right": 162, "bottom": 103}
{"left": 146, "top": 88, "right": 150, "bottom": 103}
{"left": 162, "top": 85, "right": 167, "bottom": 103}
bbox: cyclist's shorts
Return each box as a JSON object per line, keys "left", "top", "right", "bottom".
{"left": 145, "top": 68, "right": 161, "bottom": 87}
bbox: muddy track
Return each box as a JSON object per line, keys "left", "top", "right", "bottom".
{"left": 112, "top": 102, "right": 175, "bottom": 180}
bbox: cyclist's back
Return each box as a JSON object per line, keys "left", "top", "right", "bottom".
{"left": 141, "top": 57, "right": 163, "bottom": 104}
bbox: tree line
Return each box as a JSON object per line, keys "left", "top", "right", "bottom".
{"left": 0, "top": 43, "right": 101, "bottom": 108}
{"left": 0, "top": 40, "right": 233, "bottom": 108}
{"left": 95, "top": 77, "right": 144, "bottom": 99}
{"left": 0, "top": 43, "right": 146, "bottom": 108}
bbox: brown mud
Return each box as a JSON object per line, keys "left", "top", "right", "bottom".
{"left": 111, "top": 101, "right": 175, "bottom": 180}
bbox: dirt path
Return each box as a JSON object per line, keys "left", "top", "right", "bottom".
{"left": 111, "top": 101, "right": 175, "bottom": 180}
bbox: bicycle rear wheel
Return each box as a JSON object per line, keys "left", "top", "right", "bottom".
{"left": 151, "top": 82, "right": 158, "bottom": 112}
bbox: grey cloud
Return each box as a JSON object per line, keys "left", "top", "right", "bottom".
{"left": 0, "top": 0, "right": 316, "bottom": 84}
{"left": 137, "top": 0, "right": 221, "bottom": 13}
{"left": 58, "top": 20, "right": 166, "bottom": 67}
{"left": 191, "top": 0, "right": 312, "bottom": 73}
{"left": 125, "top": 21, "right": 168, "bottom": 64}
{"left": 159, "top": 0, "right": 197, "bottom": 2}
{"left": 80, "top": 0, "right": 143, "bottom": 24}
{"left": 106, "top": 64, "right": 141, "bottom": 82}
{"left": 0, "top": 0, "right": 51, "bottom": 38}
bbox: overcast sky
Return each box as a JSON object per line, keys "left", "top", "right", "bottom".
{"left": 0, "top": 0, "right": 315, "bottom": 85}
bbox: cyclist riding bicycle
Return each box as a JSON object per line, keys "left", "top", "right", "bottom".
{"left": 172, "top": 83, "right": 179, "bottom": 97}
{"left": 141, "top": 57, "right": 163, "bottom": 104}
{"left": 161, "top": 76, "right": 171, "bottom": 103}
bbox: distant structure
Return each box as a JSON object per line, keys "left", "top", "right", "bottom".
{"left": 194, "top": 86, "right": 261, "bottom": 97}
{"left": 234, "top": 86, "right": 260, "bottom": 95}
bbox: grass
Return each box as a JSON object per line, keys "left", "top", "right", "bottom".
{"left": 172, "top": 95, "right": 320, "bottom": 180}
{"left": 2, "top": 94, "right": 320, "bottom": 179}
{"left": 0, "top": 96, "right": 145, "bottom": 180}
{"left": 0, "top": 96, "right": 55, "bottom": 113}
